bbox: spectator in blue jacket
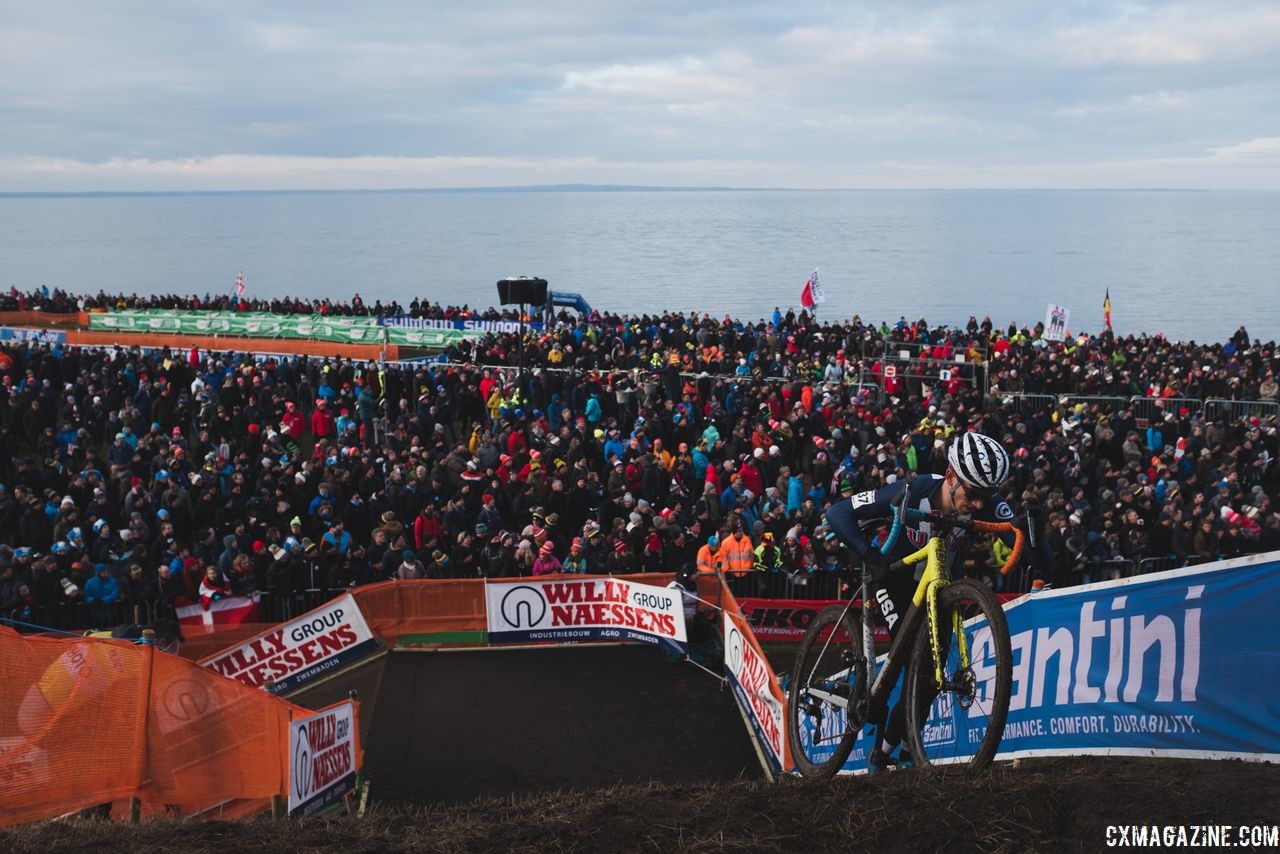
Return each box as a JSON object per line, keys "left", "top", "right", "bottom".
{"left": 82, "top": 564, "right": 120, "bottom": 625}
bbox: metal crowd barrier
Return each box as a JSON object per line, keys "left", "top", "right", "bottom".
{"left": 1128, "top": 396, "right": 1203, "bottom": 426}
{"left": 1137, "top": 556, "right": 1178, "bottom": 575}
{"left": 1061, "top": 395, "right": 1131, "bottom": 414}
{"left": 1204, "top": 398, "right": 1280, "bottom": 422}
{"left": 1095, "top": 558, "right": 1136, "bottom": 581}
{"left": 11, "top": 599, "right": 160, "bottom": 633}
{"left": 1003, "top": 393, "right": 1056, "bottom": 415}
{"left": 723, "top": 570, "right": 844, "bottom": 602}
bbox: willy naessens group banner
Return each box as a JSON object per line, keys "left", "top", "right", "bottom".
{"left": 792, "top": 551, "right": 1280, "bottom": 774}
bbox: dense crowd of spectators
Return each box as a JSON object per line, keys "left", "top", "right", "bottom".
{"left": 2, "top": 285, "right": 521, "bottom": 322}
{"left": 1, "top": 288, "right": 1277, "bottom": 632}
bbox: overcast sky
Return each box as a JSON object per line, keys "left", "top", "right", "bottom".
{"left": 2, "top": 1, "right": 1278, "bottom": 191}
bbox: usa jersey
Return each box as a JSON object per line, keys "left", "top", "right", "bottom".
{"left": 832, "top": 475, "right": 1016, "bottom": 571}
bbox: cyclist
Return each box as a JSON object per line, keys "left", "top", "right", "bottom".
{"left": 824, "top": 431, "right": 1023, "bottom": 770}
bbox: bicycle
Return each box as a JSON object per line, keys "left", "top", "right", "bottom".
{"left": 786, "top": 491, "right": 1027, "bottom": 778}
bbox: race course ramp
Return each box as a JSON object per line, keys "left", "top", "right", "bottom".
{"left": 364, "top": 645, "right": 759, "bottom": 804}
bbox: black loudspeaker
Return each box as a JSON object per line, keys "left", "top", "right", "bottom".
{"left": 496, "top": 277, "right": 548, "bottom": 306}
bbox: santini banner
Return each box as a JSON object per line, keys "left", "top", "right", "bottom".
{"left": 792, "top": 551, "right": 1280, "bottom": 774}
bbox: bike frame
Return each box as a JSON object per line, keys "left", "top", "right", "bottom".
{"left": 802, "top": 538, "right": 953, "bottom": 723}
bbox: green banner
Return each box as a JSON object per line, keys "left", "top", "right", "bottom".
{"left": 90, "top": 310, "right": 385, "bottom": 344}
{"left": 382, "top": 326, "right": 469, "bottom": 347}
{"left": 90, "top": 310, "right": 480, "bottom": 348}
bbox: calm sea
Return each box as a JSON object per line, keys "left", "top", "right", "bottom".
{"left": 0, "top": 189, "right": 1276, "bottom": 342}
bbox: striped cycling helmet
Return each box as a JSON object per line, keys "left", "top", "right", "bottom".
{"left": 946, "top": 432, "right": 1010, "bottom": 491}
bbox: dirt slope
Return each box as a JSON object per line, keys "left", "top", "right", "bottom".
{"left": 5, "top": 757, "right": 1275, "bottom": 853}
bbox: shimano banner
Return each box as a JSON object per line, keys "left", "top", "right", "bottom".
{"left": 381, "top": 317, "right": 543, "bottom": 335}
{"left": 795, "top": 552, "right": 1280, "bottom": 774}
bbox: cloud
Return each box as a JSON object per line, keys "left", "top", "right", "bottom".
{"left": 1209, "top": 138, "right": 1280, "bottom": 162}
{"left": 1130, "top": 90, "right": 1184, "bottom": 108}
{"left": 0, "top": 2, "right": 1278, "bottom": 189}
{"left": 1048, "top": 3, "right": 1280, "bottom": 68}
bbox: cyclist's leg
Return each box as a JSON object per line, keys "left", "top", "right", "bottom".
{"left": 871, "top": 570, "right": 917, "bottom": 764}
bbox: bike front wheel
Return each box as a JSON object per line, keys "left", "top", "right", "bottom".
{"left": 787, "top": 603, "right": 867, "bottom": 779}
{"left": 903, "top": 578, "right": 1012, "bottom": 770}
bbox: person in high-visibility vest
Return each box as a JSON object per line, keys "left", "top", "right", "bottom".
{"left": 719, "top": 519, "right": 755, "bottom": 579}
{"left": 696, "top": 534, "right": 722, "bottom": 575}
{"left": 753, "top": 532, "right": 782, "bottom": 572}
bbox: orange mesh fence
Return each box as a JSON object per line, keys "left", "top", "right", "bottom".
{"left": 0, "top": 311, "right": 82, "bottom": 328}
{"left": 65, "top": 329, "right": 398, "bottom": 361}
{"left": 352, "top": 579, "right": 486, "bottom": 642}
{"left": 0, "top": 627, "right": 321, "bottom": 827}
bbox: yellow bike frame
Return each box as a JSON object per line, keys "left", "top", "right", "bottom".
{"left": 899, "top": 536, "right": 971, "bottom": 690}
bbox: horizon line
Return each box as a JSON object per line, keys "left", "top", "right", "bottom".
{"left": 0, "top": 184, "right": 1242, "bottom": 198}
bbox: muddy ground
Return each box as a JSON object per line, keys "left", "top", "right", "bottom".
{"left": 4, "top": 757, "right": 1276, "bottom": 853}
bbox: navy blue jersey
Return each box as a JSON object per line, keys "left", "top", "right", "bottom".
{"left": 826, "top": 475, "right": 1017, "bottom": 572}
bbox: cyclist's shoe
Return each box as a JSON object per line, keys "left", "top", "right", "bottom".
{"left": 868, "top": 748, "right": 898, "bottom": 774}
{"left": 869, "top": 747, "right": 914, "bottom": 773}
{"left": 777, "top": 672, "right": 791, "bottom": 693}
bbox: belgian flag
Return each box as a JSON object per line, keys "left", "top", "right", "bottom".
{"left": 1104, "top": 289, "right": 1112, "bottom": 331}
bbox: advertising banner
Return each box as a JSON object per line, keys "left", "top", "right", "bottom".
{"left": 0, "top": 327, "right": 66, "bottom": 344}
{"left": 484, "top": 577, "right": 687, "bottom": 652}
{"left": 90, "top": 310, "right": 540, "bottom": 347}
{"left": 739, "top": 596, "right": 1016, "bottom": 643}
{"left": 739, "top": 598, "right": 890, "bottom": 644}
{"left": 382, "top": 326, "right": 470, "bottom": 348}
{"left": 723, "top": 610, "right": 786, "bottom": 772}
{"left": 796, "top": 553, "right": 1280, "bottom": 775}
{"left": 201, "top": 594, "right": 379, "bottom": 694}
{"left": 289, "top": 700, "right": 359, "bottom": 817}
{"left": 382, "top": 317, "right": 544, "bottom": 335}
{"left": 90, "top": 310, "right": 387, "bottom": 345}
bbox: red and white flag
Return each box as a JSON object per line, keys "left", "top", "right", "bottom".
{"left": 800, "top": 268, "right": 825, "bottom": 309}
{"left": 176, "top": 592, "right": 261, "bottom": 628}
{"left": 235, "top": 272, "right": 245, "bottom": 297}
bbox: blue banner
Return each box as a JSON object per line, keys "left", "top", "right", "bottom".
{"left": 0, "top": 327, "right": 66, "bottom": 344}
{"left": 792, "top": 552, "right": 1280, "bottom": 774}
{"left": 381, "top": 317, "right": 544, "bottom": 334}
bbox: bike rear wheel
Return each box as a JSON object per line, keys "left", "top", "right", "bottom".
{"left": 787, "top": 603, "right": 867, "bottom": 779}
{"left": 903, "top": 578, "right": 1012, "bottom": 770}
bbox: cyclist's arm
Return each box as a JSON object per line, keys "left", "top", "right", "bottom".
{"left": 977, "top": 497, "right": 1040, "bottom": 574}
{"left": 824, "top": 480, "right": 908, "bottom": 559}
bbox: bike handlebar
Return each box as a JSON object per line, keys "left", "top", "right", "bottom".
{"left": 879, "top": 490, "right": 1027, "bottom": 575}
